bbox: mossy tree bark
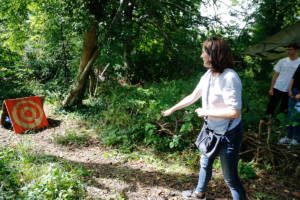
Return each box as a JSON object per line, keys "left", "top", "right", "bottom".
{"left": 62, "top": 27, "right": 98, "bottom": 107}
{"left": 62, "top": 0, "right": 128, "bottom": 107}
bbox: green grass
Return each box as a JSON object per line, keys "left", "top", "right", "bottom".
{"left": 238, "top": 161, "right": 257, "bottom": 179}
{"left": 0, "top": 143, "right": 88, "bottom": 199}
{"left": 255, "top": 192, "right": 279, "bottom": 200}
{"left": 54, "top": 130, "right": 92, "bottom": 147}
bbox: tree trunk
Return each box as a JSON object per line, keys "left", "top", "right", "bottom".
{"left": 123, "top": 1, "right": 134, "bottom": 81}
{"left": 79, "top": 27, "right": 97, "bottom": 73}
{"left": 62, "top": 27, "right": 98, "bottom": 107}
{"left": 62, "top": 0, "right": 128, "bottom": 107}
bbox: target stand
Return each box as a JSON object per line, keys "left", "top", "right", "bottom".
{"left": 0, "top": 96, "right": 48, "bottom": 134}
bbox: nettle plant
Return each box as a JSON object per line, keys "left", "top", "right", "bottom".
{"left": 96, "top": 75, "right": 203, "bottom": 152}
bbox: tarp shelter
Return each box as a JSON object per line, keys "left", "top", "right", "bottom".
{"left": 244, "top": 21, "right": 300, "bottom": 61}
{"left": 0, "top": 96, "right": 48, "bottom": 134}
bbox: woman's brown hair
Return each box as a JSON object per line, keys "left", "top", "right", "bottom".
{"left": 203, "top": 37, "right": 233, "bottom": 73}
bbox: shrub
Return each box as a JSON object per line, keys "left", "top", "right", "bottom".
{"left": 91, "top": 75, "right": 204, "bottom": 152}
{"left": 0, "top": 145, "right": 86, "bottom": 199}
{"left": 238, "top": 161, "right": 256, "bottom": 179}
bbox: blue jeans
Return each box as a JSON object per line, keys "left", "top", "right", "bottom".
{"left": 195, "top": 123, "right": 246, "bottom": 200}
{"left": 287, "top": 89, "right": 300, "bottom": 140}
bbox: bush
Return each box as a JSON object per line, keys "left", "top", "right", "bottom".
{"left": 0, "top": 65, "right": 34, "bottom": 105}
{"left": 20, "top": 163, "right": 85, "bottom": 200}
{"left": 64, "top": 68, "right": 273, "bottom": 152}
{"left": 238, "top": 161, "right": 256, "bottom": 179}
{"left": 0, "top": 145, "right": 86, "bottom": 199}
{"left": 77, "top": 74, "right": 205, "bottom": 152}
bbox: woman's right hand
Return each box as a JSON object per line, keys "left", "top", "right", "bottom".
{"left": 162, "top": 108, "right": 174, "bottom": 117}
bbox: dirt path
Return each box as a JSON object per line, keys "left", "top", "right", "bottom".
{"left": 0, "top": 105, "right": 299, "bottom": 200}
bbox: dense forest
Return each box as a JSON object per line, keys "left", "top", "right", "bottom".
{"left": 1, "top": 0, "right": 300, "bottom": 199}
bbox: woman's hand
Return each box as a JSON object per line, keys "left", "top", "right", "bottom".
{"left": 162, "top": 108, "right": 174, "bottom": 117}
{"left": 295, "top": 94, "right": 300, "bottom": 100}
{"left": 195, "top": 107, "right": 207, "bottom": 118}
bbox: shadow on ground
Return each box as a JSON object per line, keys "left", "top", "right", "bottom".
{"left": 20, "top": 118, "right": 62, "bottom": 134}
{"left": 29, "top": 152, "right": 239, "bottom": 199}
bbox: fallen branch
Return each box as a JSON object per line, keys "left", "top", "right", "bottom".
{"left": 243, "top": 131, "right": 300, "bottom": 170}
{"left": 154, "top": 121, "right": 175, "bottom": 135}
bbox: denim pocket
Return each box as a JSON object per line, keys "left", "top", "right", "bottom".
{"left": 222, "top": 123, "right": 243, "bottom": 148}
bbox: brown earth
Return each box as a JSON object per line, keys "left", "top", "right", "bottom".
{"left": 0, "top": 105, "right": 299, "bottom": 200}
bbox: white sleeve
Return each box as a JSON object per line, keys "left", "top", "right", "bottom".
{"left": 191, "top": 70, "right": 211, "bottom": 98}
{"left": 222, "top": 73, "right": 242, "bottom": 110}
{"left": 274, "top": 59, "right": 282, "bottom": 72}
{"left": 192, "top": 76, "right": 204, "bottom": 98}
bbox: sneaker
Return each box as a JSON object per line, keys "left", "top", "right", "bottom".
{"left": 182, "top": 189, "right": 206, "bottom": 199}
{"left": 279, "top": 137, "right": 291, "bottom": 144}
{"left": 290, "top": 139, "right": 299, "bottom": 145}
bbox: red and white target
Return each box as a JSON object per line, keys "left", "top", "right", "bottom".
{"left": 4, "top": 96, "right": 48, "bottom": 134}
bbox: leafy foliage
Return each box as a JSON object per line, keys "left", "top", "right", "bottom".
{"left": 0, "top": 64, "right": 34, "bottom": 105}
{"left": 1, "top": 0, "right": 299, "bottom": 184}
{"left": 56, "top": 68, "right": 274, "bottom": 153}
{"left": 96, "top": 76, "right": 204, "bottom": 151}
{"left": 0, "top": 144, "right": 87, "bottom": 199}
{"left": 238, "top": 161, "right": 256, "bottom": 179}
{"left": 249, "top": 0, "right": 300, "bottom": 44}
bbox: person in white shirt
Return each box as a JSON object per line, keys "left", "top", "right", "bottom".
{"left": 162, "top": 37, "right": 246, "bottom": 200}
{"left": 279, "top": 64, "right": 300, "bottom": 145}
{"left": 265, "top": 43, "right": 300, "bottom": 118}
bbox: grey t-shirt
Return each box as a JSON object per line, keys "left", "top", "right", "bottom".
{"left": 194, "top": 68, "right": 242, "bottom": 134}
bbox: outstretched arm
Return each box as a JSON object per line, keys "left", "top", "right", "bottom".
{"left": 162, "top": 85, "right": 202, "bottom": 117}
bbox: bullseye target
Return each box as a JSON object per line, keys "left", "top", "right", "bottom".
{"left": 4, "top": 96, "right": 48, "bottom": 134}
